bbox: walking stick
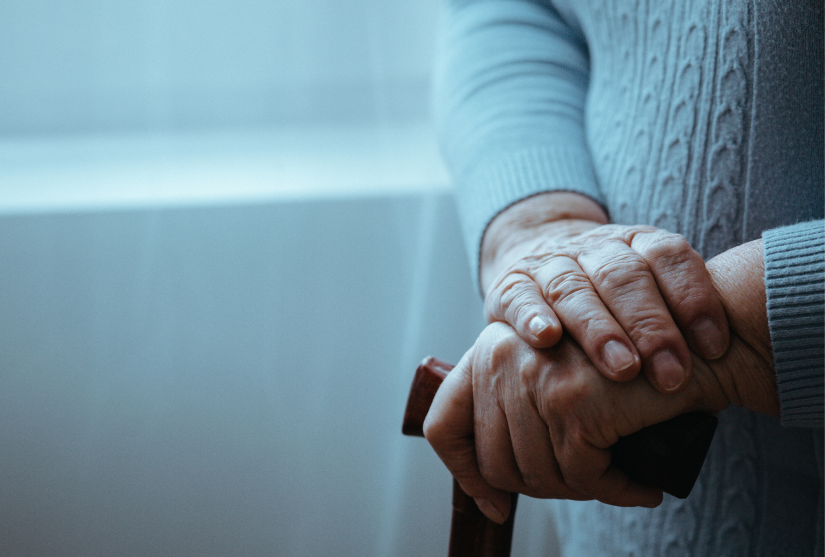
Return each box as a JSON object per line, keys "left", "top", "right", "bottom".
{"left": 402, "top": 357, "right": 718, "bottom": 557}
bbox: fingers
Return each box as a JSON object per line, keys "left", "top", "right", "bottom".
{"left": 573, "top": 241, "right": 694, "bottom": 393}
{"left": 559, "top": 441, "right": 663, "bottom": 508}
{"left": 531, "top": 255, "right": 647, "bottom": 384}
{"left": 425, "top": 324, "right": 666, "bottom": 518}
{"left": 423, "top": 350, "right": 512, "bottom": 523}
{"left": 484, "top": 272, "right": 563, "bottom": 348}
{"left": 475, "top": 348, "right": 585, "bottom": 501}
{"left": 533, "top": 334, "right": 670, "bottom": 507}
{"left": 424, "top": 329, "right": 589, "bottom": 522}
{"left": 482, "top": 224, "right": 730, "bottom": 393}
{"left": 527, "top": 228, "right": 729, "bottom": 393}
{"left": 500, "top": 384, "right": 589, "bottom": 501}
{"left": 630, "top": 231, "right": 730, "bottom": 360}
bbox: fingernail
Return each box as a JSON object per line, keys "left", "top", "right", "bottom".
{"left": 474, "top": 497, "right": 506, "bottom": 524}
{"left": 529, "top": 315, "right": 549, "bottom": 338}
{"left": 650, "top": 350, "right": 686, "bottom": 392}
{"left": 691, "top": 317, "right": 726, "bottom": 359}
{"left": 602, "top": 340, "right": 637, "bottom": 375}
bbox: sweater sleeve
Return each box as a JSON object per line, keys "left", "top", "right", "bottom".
{"left": 763, "top": 220, "right": 825, "bottom": 427}
{"left": 433, "top": 0, "right": 603, "bottom": 287}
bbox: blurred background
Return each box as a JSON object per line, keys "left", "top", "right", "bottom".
{"left": 1, "top": 0, "right": 433, "bottom": 133}
{"left": 0, "top": 1, "right": 558, "bottom": 555}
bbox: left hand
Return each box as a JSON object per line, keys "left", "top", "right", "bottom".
{"left": 423, "top": 322, "right": 731, "bottom": 522}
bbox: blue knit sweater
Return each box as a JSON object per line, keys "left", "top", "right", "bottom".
{"left": 434, "top": 0, "right": 824, "bottom": 554}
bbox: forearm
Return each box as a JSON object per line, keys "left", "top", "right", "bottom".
{"left": 436, "top": 0, "right": 601, "bottom": 287}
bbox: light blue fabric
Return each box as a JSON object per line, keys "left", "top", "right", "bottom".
{"left": 435, "top": 0, "right": 824, "bottom": 554}
{"left": 765, "top": 221, "right": 825, "bottom": 428}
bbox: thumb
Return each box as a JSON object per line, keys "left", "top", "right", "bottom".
{"left": 423, "top": 351, "right": 512, "bottom": 523}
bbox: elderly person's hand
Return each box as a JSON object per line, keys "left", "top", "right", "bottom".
{"left": 427, "top": 239, "right": 776, "bottom": 523}
{"left": 481, "top": 192, "right": 731, "bottom": 393}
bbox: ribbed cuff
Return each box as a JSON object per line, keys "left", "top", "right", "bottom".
{"left": 764, "top": 220, "right": 825, "bottom": 428}
{"left": 454, "top": 144, "right": 604, "bottom": 294}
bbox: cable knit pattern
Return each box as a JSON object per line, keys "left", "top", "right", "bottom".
{"left": 713, "top": 408, "right": 759, "bottom": 555}
{"left": 700, "top": 0, "right": 751, "bottom": 256}
{"left": 583, "top": 0, "right": 754, "bottom": 258}
{"left": 434, "top": 0, "right": 824, "bottom": 554}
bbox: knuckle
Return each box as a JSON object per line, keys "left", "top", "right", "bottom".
{"left": 492, "top": 274, "right": 522, "bottom": 306}
{"left": 485, "top": 276, "right": 517, "bottom": 318}
{"left": 506, "top": 294, "right": 539, "bottom": 327}
{"left": 628, "top": 311, "right": 668, "bottom": 335}
{"left": 487, "top": 326, "right": 522, "bottom": 365}
{"left": 542, "top": 268, "right": 592, "bottom": 305}
{"left": 664, "top": 283, "right": 712, "bottom": 317}
{"left": 580, "top": 223, "right": 654, "bottom": 245}
{"left": 480, "top": 327, "right": 524, "bottom": 392}
{"left": 574, "top": 307, "right": 617, "bottom": 340}
{"left": 422, "top": 415, "right": 445, "bottom": 446}
{"left": 486, "top": 273, "right": 537, "bottom": 324}
{"left": 516, "top": 351, "right": 542, "bottom": 388}
{"left": 520, "top": 470, "right": 553, "bottom": 496}
{"left": 477, "top": 459, "right": 511, "bottom": 491}
{"left": 638, "top": 232, "right": 697, "bottom": 272}
{"left": 555, "top": 379, "right": 592, "bottom": 412}
{"left": 620, "top": 309, "right": 680, "bottom": 349}
{"left": 541, "top": 371, "right": 592, "bottom": 418}
{"left": 587, "top": 255, "right": 650, "bottom": 294}
{"left": 517, "top": 353, "right": 554, "bottom": 407}
{"left": 674, "top": 289, "right": 713, "bottom": 315}
{"left": 560, "top": 461, "right": 591, "bottom": 494}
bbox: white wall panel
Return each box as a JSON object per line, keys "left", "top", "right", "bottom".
{"left": 0, "top": 192, "right": 487, "bottom": 556}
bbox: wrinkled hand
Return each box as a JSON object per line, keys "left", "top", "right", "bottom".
{"left": 423, "top": 322, "right": 731, "bottom": 523}
{"left": 425, "top": 238, "right": 776, "bottom": 524}
{"left": 481, "top": 192, "right": 730, "bottom": 393}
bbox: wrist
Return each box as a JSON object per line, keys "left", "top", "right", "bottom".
{"left": 704, "top": 240, "right": 779, "bottom": 416}
{"left": 480, "top": 192, "right": 608, "bottom": 295}
{"left": 705, "top": 239, "right": 771, "bottom": 361}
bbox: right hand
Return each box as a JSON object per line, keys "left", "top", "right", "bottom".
{"left": 480, "top": 192, "right": 731, "bottom": 393}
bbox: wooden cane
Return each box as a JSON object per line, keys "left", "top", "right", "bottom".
{"left": 402, "top": 356, "right": 718, "bottom": 557}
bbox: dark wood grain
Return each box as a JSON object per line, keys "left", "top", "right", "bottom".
{"left": 402, "top": 357, "right": 452, "bottom": 438}
{"left": 449, "top": 480, "right": 518, "bottom": 557}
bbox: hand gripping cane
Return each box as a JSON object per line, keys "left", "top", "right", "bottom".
{"left": 402, "top": 357, "right": 718, "bottom": 557}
